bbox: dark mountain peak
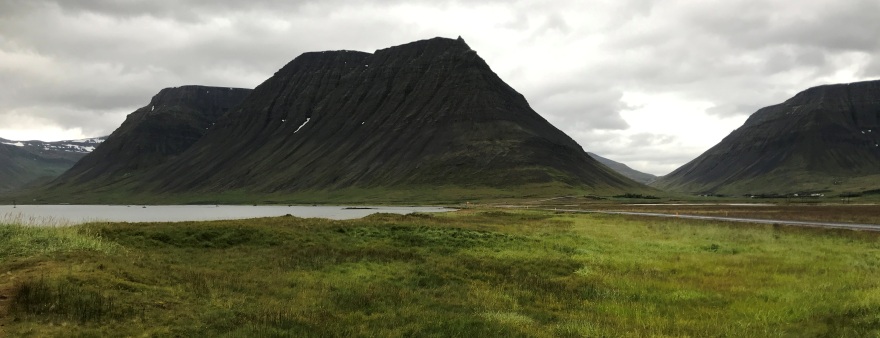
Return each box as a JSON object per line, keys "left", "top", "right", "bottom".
{"left": 139, "top": 38, "right": 641, "bottom": 194}
{"left": 52, "top": 85, "right": 252, "bottom": 186}
{"left": 273, "top": 37, "right": 473, "bottom": 79}
{"left": 653, "top": 79, "right": 880, "bottom": 195}
{"left": 146, "top": 85, "right": 252, "bottom": 119}
{"left": 45, "top": 38, "right": 645, "bottom": 201}
{"left": 791, "top": 80, "right": 880, "bottom": 100}
{"left": 370, "top": 36, "right": 476, "bottom": 65}
{"left": 742, "top": 79, "right": 880, "bottom": 129}
{"left": 278, "top": 50, "right": 371, "bottom": 75}
{"left": 380, "top": 36, "right": 472, "bottom": 52}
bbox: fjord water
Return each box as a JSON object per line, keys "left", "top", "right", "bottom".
{"left": 1, "top": 205, "right": 450, "bottom": 225}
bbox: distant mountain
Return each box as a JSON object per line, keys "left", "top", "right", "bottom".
{"left": 45, "top": 37, "right": 645, "bottom": 202}
{"left": 0, "top": 136, "right": 105, "bottom": 192}
{"left": 588, "top": 152, "right": 657, "bottom": 184}
{"left": 652, "top": 80, "right": 880, "bottom": 195}
{"left": 51, "top": 85, "right": 252, "bottom": 187}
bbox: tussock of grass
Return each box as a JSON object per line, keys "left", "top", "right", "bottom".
{"left": 0, "top": 214, "right": 120, "bottom": 259}
{"left": 11, "top": 277, "right": 130, "bottom": 323}
{"left": 1, "top": 210, "right": 879, "bottom": 337}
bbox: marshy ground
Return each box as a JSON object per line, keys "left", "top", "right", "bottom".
{"left": 1, "top": 207, "right": 879, "bottom": 337}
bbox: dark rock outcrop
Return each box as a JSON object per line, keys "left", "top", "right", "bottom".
{"left": 52, "top": 86, "right": 252, "bottom": 186}
{"left": 652, "top": 80, "right": 880, "bottom": 194}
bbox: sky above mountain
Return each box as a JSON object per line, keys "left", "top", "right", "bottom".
{"left": 1, "top": 0, "right": 877, "bottom": 175}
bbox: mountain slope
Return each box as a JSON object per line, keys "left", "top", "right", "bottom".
{"left": 133, "top": 37, "right": 641, "bottom": 197}
{"left": 652, "top": 80, "right": 880, "bottom": 195}
{"left": 588, "top": 152, "right": 657, "bottom": 184}
{"left": 0, "top": 137, "right": 105, "bottom": 193}
{"left": 41, "top": 37, "right": 644, "bottom": 203}
{"left": 51, "top": 86, "right": 252, "bottom": 187}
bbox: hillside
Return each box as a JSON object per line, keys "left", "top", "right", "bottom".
{"left": 0, "top": 137, "right": 104, "bottom": 193}
{"left": 652, "top": 80, "right": 880, "bottom": 195}
{"left": 588, "top": 152, "right": 657, "bottom": 184}
{"left": 50, "top": 86, "right": 252, "bottom": 187}
{"left": 42, "top": 37, "right": 645, "bottom": 203}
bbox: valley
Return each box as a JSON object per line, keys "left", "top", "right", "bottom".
{"left": 1, "top": 35, "right": 879, "bottom": 337}
{"left": 0, "top": 137, "right": 105, "bottom": 193}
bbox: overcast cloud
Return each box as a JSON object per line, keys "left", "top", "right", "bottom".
{"left": 1, "top": 0, "right": 877, "bottom": 175}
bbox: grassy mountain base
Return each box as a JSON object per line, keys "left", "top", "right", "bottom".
{"left": 15, "top": 181, "right": 656, "bottom": 205}
{"left": 701, "top": 171, "right": 880, "bottom": 196}
{"left": 655, "top": 166, "right": 880, "bottom": 196}
{"left": 2, "top": 210, "right": 879, "bottom": 336}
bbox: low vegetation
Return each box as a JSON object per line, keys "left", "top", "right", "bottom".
{"left": 0, "top": 213, "right": 119, "bottom": 259}
{"left": 612, "top": 193, "right": 660, "bottom": 199}
{"left": 1, "top": 210, "right": 879, "bottom": 336}
{"left": 583, "top": 204, "right": 880, "bottom": 224}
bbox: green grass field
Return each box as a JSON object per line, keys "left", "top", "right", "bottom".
{"left": 2, "top": 209, "right": 879, "bottom": 337}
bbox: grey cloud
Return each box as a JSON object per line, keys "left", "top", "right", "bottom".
{"left": 500, "top": 12, "right": 529, "bottom": 31}
{"left": 0, "top": 105, "right": 126, "bottom": 139}
{"left": 864, "top": 60, "right": 880, "bottom": 78}
{"left": 574, "top": 131, "right": 691, "bottom": 175}
{"left": 18, "top": 0, "right": 457, "bottom": 23}
{"left": 706, "top": 103, "right": 764, "bottom": 117}
{"left": 627, "top": 133, "right": 674, "bottom": 148}
{"left": 682, "top": 0, "right": 880, "bottom": 52}
{"left": 538, "top": 13, "right": 570, "bottom": 35}
{"left": 594, "top": 0, "right": 879, "bottom": 120}
{"left": 0, "top": 0, "right": 410, "bottom": 135}
{"left": 532, "top": 88, "right": 630, "bottom": 131}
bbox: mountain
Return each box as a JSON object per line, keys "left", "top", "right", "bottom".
{"left": 0, "top": 137, "right": 105, "bottom": 192}
{"left": 52, "top": 85, "right": 252, "bottom": 187}
{"left": 588, "top": 152, "right": 657, "bottom": 184}
{"left": 652, "top": 80, "right": 880, "bottom": 195}
{"left": 46, "top": 37, "right": 644, "bottom": 202}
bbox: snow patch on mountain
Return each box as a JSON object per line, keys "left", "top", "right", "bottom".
{"left": 294, "top": 118, "right": 310, "bottom": 133}
{"left": 1, "top": 136, "right": 106, "bottom": 153}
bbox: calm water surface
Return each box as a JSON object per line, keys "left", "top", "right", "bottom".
{"left": 0, "top": 205, "right": 451, "bottom": 225}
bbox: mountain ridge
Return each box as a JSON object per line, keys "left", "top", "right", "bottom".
{"left": 588, "top": 152, "right": 658, "bottom": 184}
{"left": 41, "top": 37, "right": 647, "bottom": 203}
{"left": 0, "top": 137, "right": 105, "bottom": 192}
{"left": 652, "top": 79, "right": 880, "bottom": 195}
{"left": 51, "top": 85, "right": 252, "bottom": 187}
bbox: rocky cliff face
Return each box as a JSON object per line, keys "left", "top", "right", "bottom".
{"left": 653, "top": 80, "right": 880, "bottom": 194}
{"left": 53, "top": 86, "right": 252, "bottom": 186}
{"left": 137, "top": 37, "right": 639, "bottom": 194}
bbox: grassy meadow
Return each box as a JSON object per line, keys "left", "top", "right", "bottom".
{"left": 1, "top": 209, "right": 879, "bottom": 337}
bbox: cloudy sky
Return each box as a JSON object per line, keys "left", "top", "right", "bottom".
{"left": 1, "top": 0, "right": 878, "bottom": 175}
